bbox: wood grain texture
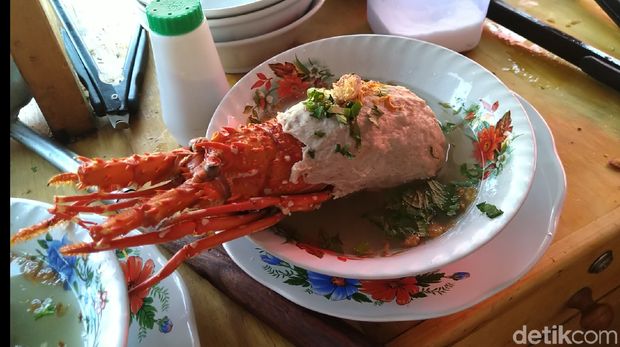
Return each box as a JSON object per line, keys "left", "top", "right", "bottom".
{"left": 161, "top": 242, "right": 379, "bottom": 347}
{"left": 389, "top": 208, "right": 620, "bottom": 347}
{"left": 10, "top": 0, "right": 95, "bottom": 140}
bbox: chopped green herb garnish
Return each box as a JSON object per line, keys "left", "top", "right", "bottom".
{"left": 464, "top": 103, "right": 481, "bottom": 115}
{"left": 304, "top": 88, "right": 334, "bottom": 120}
{"left": 441, "top": 122, "right": 458, "bottom": 135}
{"left": 303, "top": 89, "right": 364, "bottom": 146}
{"left": 367, "top": 180, "right": 462, "bottom": 240}
{"left": 32, "top": 298, "right": 57, "bottom": 320}
{"left": 352, "top": 242, "right": 372, "bottom": 257}
{"left": 438, "top": 101, "right": 452, "bottom": 109}
{"left": 349, "top": 121, "right": 362, "bottom": 147}
{"left": 313, "top": 130, "right": 326, "bottom": 138}
{"left": 335, "top": 113, "right": 348, "bottom": 125}
{"left": 476, "top": 202, "right": 504, "bottom": 218}
{"left": 348, "top": 101, "right": 362, "bottom": 118}
{"left": 335, "top": 144, "right": 354, "bottom": 158}
{"left": 368, "top": 105, "right": 384, "bottom": 127}
{"left": 376, "top": 88, "right": 388, "bottom": 97}
{"left": 308, "top": 149, "right": 316, "bottom": 159}
{"left": 454, "top": 163, "right": 483, "bottom": 187}
{"left": 318, "top": 230, "right": 343, "bottom": 253}
{"left": 371, "top": 105, "right": 384, "bottom": 117}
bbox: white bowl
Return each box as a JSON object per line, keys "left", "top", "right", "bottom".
{"left": 137, "top": 0, "right": 282, "bottom": 19}
{"left": 201, "top": 0, "right": 282, "bottom": 19}
{"left": 135, "top": 0, "right": 311, "bottom": 42}
{"left": 207, "top": 0, "right": 312, "bottom": 42}
{"left": 10, "top": 198, "right": 129, "bottom": 347}
{"left": 210, "top": 35, "right": 536, "bottom": 279}
{"left": 133, "top": 0, "right": 325, "bottom": 73}
{"left": 214, "top": 0, "right": 325, "bottom": 73}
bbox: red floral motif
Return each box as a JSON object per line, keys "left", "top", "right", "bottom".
{"left": 96, "top": 290, "right": 108, "bottom": 314}
{"left": 359, "top": 277, "right": 419, "bottom": 305}
{"left": 251, "top": 73, "right": 272, "bottom": 91}
{"left": 120, "top": 256, "right": 155, "bottom": 314}
{"left": 245, "top": 58, "right": 333, "bottom": 122}
{"left": 277, "top": 74, "right": 310, "bottom": 101}
{"left": 269, "top": 62, "right": 297, "bottom": 78}
{"left": 495, "top": 111, "right": 513, "bottom": 143}
{"left": 473, "top": 126, "right": 503, "bottom": 164}
{"left": 296, "top": 242, "right": 325, "bottom": 258}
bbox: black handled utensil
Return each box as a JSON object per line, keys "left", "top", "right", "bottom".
{"left": 488, "top": 0, "right": 620, "bottom": 92}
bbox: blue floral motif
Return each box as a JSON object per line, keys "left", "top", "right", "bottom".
{"left": 158, "top": 316, "right": 173, "bottom": 333}
{"left": 46, "top": 234, "right": 77, "bottom": 289}
{"left": 450, "top": 272, "right": 470, "bottom": 281}
{"left": 260, "top": 253, "right": 283, "bottom": 265}
{"left": 307, "top": 271, "right": 360, "bottom": 301}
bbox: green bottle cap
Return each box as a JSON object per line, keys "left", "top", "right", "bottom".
{"left": 146, "top": 0, "right": 204, "bottom": 36}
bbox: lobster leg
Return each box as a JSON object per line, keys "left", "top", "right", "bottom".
{"left": 48, "top": 150, "right": 195, "bottom": 193}
{"left": 60, "top": 212, "right": 265, "bottom": 254}
{"left": 88, "top": 181, "right": 227, "bottom": 241}
{"left": 10, "top": 200, "right": 90, "bottom": 244}
{"left": 54, "top": 180, "right": 179, "bottom": 203}
{"left": 161, "top": 191, "right": 332, "bottom": 226}
{"left": 129, "top": 212, "right": 285, "bottom": 295}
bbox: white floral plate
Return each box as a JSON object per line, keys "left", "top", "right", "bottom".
{"left": 223, "top": 95, "right": 566, "bottom": 321}
{"left": 210, "top": 34, "right": 536, "bottom": 280}
{"left": 9, "top": 199, "right": 201, "bottom": 346}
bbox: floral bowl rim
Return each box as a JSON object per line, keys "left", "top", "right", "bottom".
{"left": 209, "top": 34, "right": 537, "bottom": 279}
{"left": 10, "top": 197, "right": 129, "bottom": 347}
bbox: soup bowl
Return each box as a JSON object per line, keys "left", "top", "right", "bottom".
{"left": 10, "top": 198, "right": 129, "bottom": 347}
{"left": 210, "top": 34, "right": 536, "bottom": 280}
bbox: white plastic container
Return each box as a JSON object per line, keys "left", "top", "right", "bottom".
{"left": 367, "top": 0, "right": 490, "bottom": 52}
{"left": 146, "top": 0, "right": 230, "bottom": 146}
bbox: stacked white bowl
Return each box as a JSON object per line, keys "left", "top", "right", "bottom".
{"left": 135, "top": 0, "right": 326, "bottom": 73}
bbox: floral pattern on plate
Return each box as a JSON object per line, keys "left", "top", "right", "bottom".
{"left": 244, "top": 57, "right": 333, "bottom": 123}
{"left": 32, "top": 233, "right": 108, "bottom": 347}
{"left": 259, "top": 249, "right": 469, "bottom": 306}
{"left": 115, "top": 248, "right": 173, "bottom": 342}
{"left": 241, "top": 58, "right": 516, "bottom": 261}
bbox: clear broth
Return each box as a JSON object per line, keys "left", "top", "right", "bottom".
{"left": 10, "top": 255, "right": 85, "bottom": 347}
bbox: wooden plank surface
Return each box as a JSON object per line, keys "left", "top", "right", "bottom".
{"left": 9, "top": 0, "right": 620, "bottom": 346}
{"left": 10, "top": 0, "right": 95, "bottom": 141}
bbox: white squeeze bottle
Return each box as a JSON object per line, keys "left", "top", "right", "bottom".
{"left": 367, "top": 0, "right": 490, "bottom": 52}
{"left": 146, "top": 0, "right": 230, "bottom": 146}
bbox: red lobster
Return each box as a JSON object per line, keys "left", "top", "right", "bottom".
{"left": 11, "top": 74, "right": 446, "bottom": 295}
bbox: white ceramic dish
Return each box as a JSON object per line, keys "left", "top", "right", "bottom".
{"left": 10, "top": 199, "right": 201, "bottom": 347}
{"left": 223, "top": 95, "right": 565, "bottom": 321}
{"left": 213, "top": 0, "right": 324, "bottom": 72}
{"left": 133, "top": 0, "right": 324, "bottom": 73}
{"left": 137, "top": 0, "right": 282, "bottom": 19}
{"left": 201, "top": 0, "right": 282, "bottom": 19}
{"left": 10, "top": 198, "right": 129, "bottom": 347}
{"left": 120, "top": 231, "right": 201, "bottom": 347}
{"left": 207, "top": 0, "right": 312, "bottom": 42}
{"left": 209, "top": 34, "right": 536, "bottom": 280}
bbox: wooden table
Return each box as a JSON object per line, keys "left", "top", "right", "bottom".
{"left": 11, "top": 0, "right": 620, "bottom": 345}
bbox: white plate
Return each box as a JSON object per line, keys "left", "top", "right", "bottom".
{"left": 133, "top": 0, "right": 325, "bottom": 73}
{"left": 136, "top": 0, "right": 282, "bottom": 19}
{"left": 202, "top": 0, "right": 282, "bottom": 19}
{"left": 121, "top": 234, "right": 201, "bottom": 347}
{"left": 207, "top": 0, "right": 312, "bottom": 42}
{"left": 10, "top": 198, "right": 129, "bottom": 347}
{"left": 223, "top": 95, "right": 565, "bottom": 321}
{"left": 211, "top": 34, "right": 536, "bottom": 280}
{"left": 9, "top": 199, "right": 201, "bottom": 346}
